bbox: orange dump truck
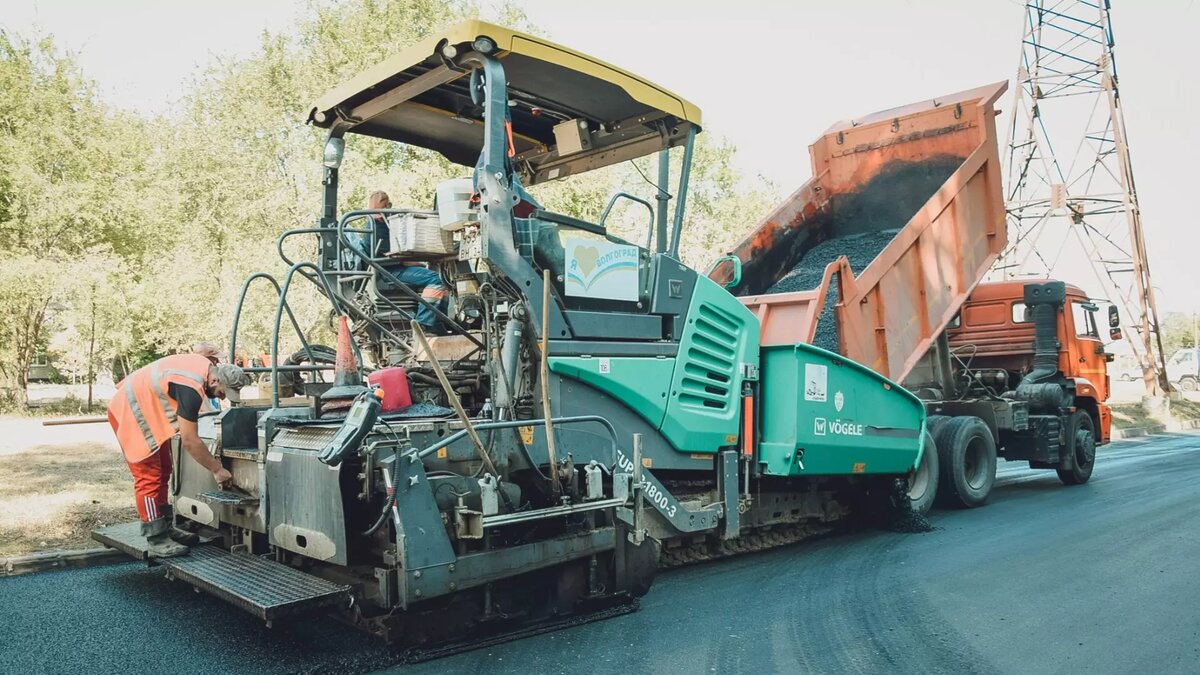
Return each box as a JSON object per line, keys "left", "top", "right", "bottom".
{"left": 711, "top": 82, "right": 1115, "bottom": 512}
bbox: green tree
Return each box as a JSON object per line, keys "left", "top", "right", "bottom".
{"left": 0, "top": 258, "right": 55, "bottom": 404}
{"left": 147, "top": 0, "right": 533, "bottom": 359}
{"left": 1159, "top": 312, "right": 1198, "bottom": 356}
{"left": 0, "top": 31, "right": 155, "bottom": 403}
{"left": 1, "top": 2, "right": 781, "bottom": 409}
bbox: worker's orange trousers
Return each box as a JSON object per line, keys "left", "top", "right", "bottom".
{"left": 127, "top": 442, "right": 172, "bottom": 522}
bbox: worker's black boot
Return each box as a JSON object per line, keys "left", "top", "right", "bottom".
{"left": 142, "top": 518, "right": 189, "bottom": 558}
{"left": 160, "top": 505, "right": 200, "bottom": 545}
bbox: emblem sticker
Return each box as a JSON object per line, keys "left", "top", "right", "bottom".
{"left": 804, "top": 363, "right": 827, "bottom": 402}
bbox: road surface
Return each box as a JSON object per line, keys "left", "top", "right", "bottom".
{"left": 3, "top": 433, "right": 1198, "bottom": 674}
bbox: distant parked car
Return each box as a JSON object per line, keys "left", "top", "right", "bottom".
{"left": 1165, "top": 348, "right": 1200, "bottom": 392}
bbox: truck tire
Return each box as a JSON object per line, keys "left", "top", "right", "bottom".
{"left": 906, "top": 429, "right": 939, "bottom": 515}
{"left": 1057, "top": 411, "right": 1096, "bottom": 486}
{"left": 926, "top": 414, "right": 950, "bottom": 438}
{"left": 933, "top": 416, "right": 996, "bottom": 508}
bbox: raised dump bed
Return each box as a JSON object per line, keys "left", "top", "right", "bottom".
{"left": 714, "top": 82, "right": 1008, "bottom": 384}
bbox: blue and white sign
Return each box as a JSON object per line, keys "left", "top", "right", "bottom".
{"left": 564, "top": 237, "right": 639, "bottom": 301}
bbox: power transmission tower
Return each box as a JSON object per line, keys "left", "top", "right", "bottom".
{"left": 1000, "top": 0, "right": 1170, "bottom": 395}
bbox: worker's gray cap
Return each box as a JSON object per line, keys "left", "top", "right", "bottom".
{"left": 215, "top": 364, "right": 252, "bottom": 403}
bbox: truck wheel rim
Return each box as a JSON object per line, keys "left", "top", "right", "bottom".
{"left": 964, "top": 437, "right": 989, "bottom": 490}
{"left": 1075, "top": 429, "right": 1096, "bottom": 465}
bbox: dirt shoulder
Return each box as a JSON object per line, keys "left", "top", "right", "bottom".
{"left": 0, "top": 417, "right": 134, "bottom": 557}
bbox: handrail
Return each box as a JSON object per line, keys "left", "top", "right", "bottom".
{"left": 228, "top": 272, "right": 317, "bottom": 371}
{"left": 270, "top": 262, "right": 365, "bottom": 408}
{"left": 276, "top": 222, "right": 419, "bottom": 354}
{"left": 253, "top": 207, "right": 494, "bottom": 409}
{"left": 333, "top": 210, "right": 485, "bottom": 349}
{"left": 240, "top": 365, "right": 335, "bottom": 373}
{"left": 599, "top": 192, "right": 655, "bottom": 249}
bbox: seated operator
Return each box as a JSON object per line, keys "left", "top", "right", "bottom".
{"left": 365, "top": 190, "right": 449, "bottom": 334}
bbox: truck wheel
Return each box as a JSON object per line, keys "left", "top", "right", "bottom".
{"left": 1180, "top": 377, "right": 1198, "bottom": 393}
{"left": 906, "top": 429, "right": 939, "bottom": 515}
{"left": 933, "top": 416, "right": 996, "bottom": 508}
{"left": 1057, "top": 411, "right": 1096, "bottom": 485}
{"left": 926, "top": 414, "right": 950, "bottom": 438}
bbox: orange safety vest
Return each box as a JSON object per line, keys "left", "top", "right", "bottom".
{"left": 107, "top": 354, "right": 213, "bottom": 463}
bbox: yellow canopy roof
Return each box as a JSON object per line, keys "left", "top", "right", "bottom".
{"left": 308, "top": 20, "right": 702, "bottom": 184}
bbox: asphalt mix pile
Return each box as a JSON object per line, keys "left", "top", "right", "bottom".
{"left": 757, "top": 158, "right": 963, "bottom": 352}
{"left": 766, "top": 230, "right": 901, "bottom": 351}
{"left": 766, "top": 230, "right": 901, "bottom": 296}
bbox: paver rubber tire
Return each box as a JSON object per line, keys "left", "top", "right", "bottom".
{"left": 1057, "top": 411, "right": 1097, "bottom": 486}
{"left": 933, "top": 416, "right": 996, "bottom": 508}
{"left": 906, "top": 429, "right": 939, "bottom": 515}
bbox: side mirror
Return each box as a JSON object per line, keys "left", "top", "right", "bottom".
{"left": 1109, "top": 327, "right": 1123, "bottom": 341}
{"left": 708, "top": 255, "right": 742, "bottom": 289}
{"left": 1107, "top": 305, "right": 1120, "bottom": 328}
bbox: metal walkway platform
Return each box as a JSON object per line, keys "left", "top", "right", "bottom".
{"left": 161, "top": 547, "right": 352, "bottom": 621}
{"left": 92, "top": 522, "right": 352, "bottom": 621}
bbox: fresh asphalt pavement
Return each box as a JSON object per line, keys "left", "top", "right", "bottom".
{"left": 3, "top": 432, "right": 1198, "bottom": 675}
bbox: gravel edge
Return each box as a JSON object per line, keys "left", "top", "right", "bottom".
{"left": 0, "top": 547, "right": 127, "bottom": 577}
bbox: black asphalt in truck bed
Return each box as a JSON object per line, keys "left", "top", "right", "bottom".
{"left": 4, "top": 433, "right": 1199, "bottom": 674}
{"left": 766, "top": 230, "right": 901, "bottom": 351}
{"left": 747, "top": 158, "right": 963, "bottom": 352}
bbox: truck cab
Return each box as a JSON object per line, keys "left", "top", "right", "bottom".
{"left": 946, "top": 280, "right": 1113, "bottom": 444}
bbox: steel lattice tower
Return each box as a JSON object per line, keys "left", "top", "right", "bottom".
{"left": 1000, "top": 0, "right": 1169, "bottom": 395}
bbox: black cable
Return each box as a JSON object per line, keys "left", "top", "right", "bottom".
{"left": 629, "top": 159, "right": 672, "bottom": 200}
{"left": 362, "top": 494, "right": 394, "bottom": 536}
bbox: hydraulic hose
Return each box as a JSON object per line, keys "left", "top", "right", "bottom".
{"left": 362, "top": 494, "right": 394, "bottom": 536}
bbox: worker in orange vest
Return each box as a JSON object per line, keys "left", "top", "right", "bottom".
{"left": 107, "top": 353, "right": 251, "bottom": 558}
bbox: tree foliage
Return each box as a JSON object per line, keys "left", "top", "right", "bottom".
{"left": 1159, "top": 313, "right": 1198, "bottom": 355}
{"left": 0, "top": 1, "right": 777, "bottom": 406}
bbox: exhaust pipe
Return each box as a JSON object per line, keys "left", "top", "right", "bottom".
{"left": 1016, "top": 281, "right": 1071, "bottom": 411}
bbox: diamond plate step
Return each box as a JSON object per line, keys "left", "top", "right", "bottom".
{"left": 160, "top": 546, "right": 351, "bottom": 621}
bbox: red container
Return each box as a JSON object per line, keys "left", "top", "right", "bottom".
{"left": 367, "top": 367, "right": 413, "bottom": 412}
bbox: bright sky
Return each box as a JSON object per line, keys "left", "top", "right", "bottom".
{"left": 4, "top": 0, "right": 1199, "bottom": 314}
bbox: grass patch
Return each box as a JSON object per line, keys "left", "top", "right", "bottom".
{"left": 0, "top": 394, "right": 110, "bottom": 417}
{"left": 27, "top": 394, "right": 109, "bottom": 417}
{"left": 1168, "top": 398, "right": 1200, "bottom": 423}
{"left": 1111, "top": 403, "right": 1153, "bottom": 430}
{"left": 0, "top": 441, "right": 134, "bottom": 557}
{"left": 1110, "top": 397, "right": 1200, "bottom": 430}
